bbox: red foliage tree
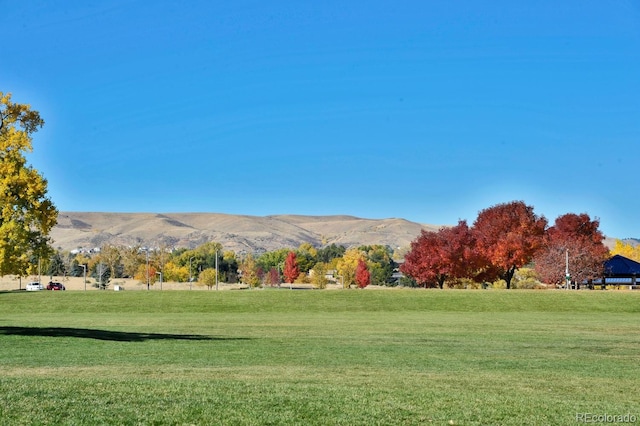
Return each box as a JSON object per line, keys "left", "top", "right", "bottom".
{"left": 283, "top": 251, "right": 300, "bottom": 284}
{"left": 355, "top": 259, "right": 370, "bottom": 288}
{"left": 265, "top": 267, "right": 281, "bottom": 287}
{"left": 400, "top": 220, "right": 476, "bottom": 288}
{"left": 534, "top": 213, "right": 609, "bottom": 286}
{"left": 472, "top": 201, "right": 547, "bottom": 289}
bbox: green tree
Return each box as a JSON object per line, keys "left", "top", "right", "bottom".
{"left": 196, "top": 242, "right": 223, "bottom": 269}
{"left": 222, "top": 250, "right": 238, "bottom": 283}
{"left": 257, "top": 248, "right": 289, "bottom": 272}
{"left": 359, "top": 245, "right": 395, "bottom": 286}
{"left": 0, "top": 92, "right": 58, "bottom": 276}
{"left": 47, "top": 251, "right": 66, "bottom": 277}
{"left": 296, "top": 242, "right": 317, "bottom": 273}
{"left": 317, "top": 244, "right": 346, "bottom": 263}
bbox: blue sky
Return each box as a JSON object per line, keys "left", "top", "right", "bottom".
{"left": 3, "top": 1, "right": 640, "bottom": 238}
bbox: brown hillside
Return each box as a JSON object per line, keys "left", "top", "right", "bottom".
{"left": 51, "top": 212, "right": 442, "bottom": 253}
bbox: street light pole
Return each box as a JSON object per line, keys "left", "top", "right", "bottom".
{"left": 157, "top": 271, "right": 163, "bottom": 291}
{"left": 79, "top": 264, "right": 87, "bottom": 291}
{"left": 215, "top": 250, "right": 219, "bottom": 291}
{"left": 189, "top": 256, "right": 195, "bottom": 290}
{"left": 146, "top": 249, "right": 151, "bottom": 291}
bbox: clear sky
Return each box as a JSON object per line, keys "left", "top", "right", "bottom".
{"left": 3, "top": 1, "right": 640, "bottom": 238}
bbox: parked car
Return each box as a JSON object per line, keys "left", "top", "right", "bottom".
{"left": 26, "top": 282, "right": 44, "bottom": 291}
{"left": 46, "top": 282, "right": 66, "bottom": 291}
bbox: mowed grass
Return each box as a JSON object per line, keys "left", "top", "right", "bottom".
{"left": 1, "top": 290, "right": 639, "bottom": 425}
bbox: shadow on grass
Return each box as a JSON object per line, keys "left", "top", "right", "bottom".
{"left": 0, "top": 326, "right": 249, "bottom": 342}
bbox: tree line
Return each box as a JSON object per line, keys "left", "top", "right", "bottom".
{"left": 40, "top": 242, "right": 396, "bottom": 289}
{"left": 401, "top": 201, "right": 610, "bottom": 289}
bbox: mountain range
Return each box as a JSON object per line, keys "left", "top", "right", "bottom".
{"left": 50, "top": 212, "right": 442, "bottom": 253}
{"left": 50, "top": 212, "right": 632, "bottom": 254}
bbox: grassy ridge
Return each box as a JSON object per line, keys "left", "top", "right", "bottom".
{"left": 1, "top": 290, "right": 639, "bottom": 425}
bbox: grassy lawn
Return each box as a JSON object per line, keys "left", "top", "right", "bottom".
{"left": 1, "top": 290, "right": 639, "bottom": 425}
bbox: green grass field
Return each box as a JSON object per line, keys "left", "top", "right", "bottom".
{"left": 1, "top": 289, "right": 639, "bottom": 425}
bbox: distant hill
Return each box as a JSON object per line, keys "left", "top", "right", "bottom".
{"left": 50, "top": 212, "right": 442, "bottom": 253}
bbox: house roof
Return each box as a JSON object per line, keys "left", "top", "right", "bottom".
{"left": 604, "top": 255, "right": 640, "bottom": 276}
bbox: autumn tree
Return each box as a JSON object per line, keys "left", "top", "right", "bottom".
{"left": 311, "top": 261, "right": 329, "bottom": 289}
{"left": 150, "top": 243, "right": 172, "bottom": 276}
{"left": 134, "top": 263, "right": 157, "bottom": 287}
{"left": 198, "top": 268, "right": 218, "bottom": 289}
{"left": 120, "top": 246, "right": 144, "bottom": 278}
{"left": 0, "top": 92, "right": 58, "bottom": 276}
{"left": 401, "top": 230, "right": 442, "bottom": 288}
{"left": 336, "top": 248, "right": 365, "bottom": 287}
{"left": 239, "top": 253, "right": 260, "bottom": 287}
{"left": 401, "top": 221, "right": 476, "bottom": 288}
{"left": 355, "top": 259, "right": 370, "bottom": 288}
{"left": 283, "top": 251, "right": 300, "bottom": 284}
{"left": 610, "top": 240, "right": 640, "bottom": 262}
{"left": 265, "top": 267, "right": 281, "bottom": 287}
{"left": 163, "top": 261, "right": 189, "bottom": 282}
{"left": 534, "top": 213, "right": 609, "bottom": 286}
{"left": 472, "top": 201, "right": 547, "bottom": 289}
{"left": 359, "top": 245, "right": 395, "bottom": 285}
{"left": 99, "top": 244, "right": 122, "bottom": 279}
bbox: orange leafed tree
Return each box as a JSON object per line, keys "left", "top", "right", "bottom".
{"left": 355, "top": 259, "right": 370, "bottom": 288}
{"left": 534, "top": 213, "right": 609, "bottom": 286}
{"left": 401, "top": 220, "right": 476, "bottom": 288}
{"left": 283, "top": 251, "right": 300, "bottom": 284}
{"left": 472, "top": 201, "right": 547, "bottom": 289}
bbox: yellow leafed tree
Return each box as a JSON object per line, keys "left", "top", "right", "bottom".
{"left": 335, "top": 248, "right": 365, "bottom": 288}
{"left": 240, "top": 253, "right": 261, "bottom": 287}
{"left": 0, "top": 92, "right": 58, "bottom": 276}
{"left": 163, "top": 261, "right": 189, "bottom": 282}
{"left": 610, "top": 240, "right": 640, "bottom": 262}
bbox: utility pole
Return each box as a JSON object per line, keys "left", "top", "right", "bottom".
{"left": 189, "top": 256, "right": 195, "bottom": 290}
{"left": 79, "top": 264, "right": 87, "bottom": 291}
{"left": 215, "top": 250, "right": 219, "bottom": 291}
{"left": 146, "top": 249, "right": 150, "bottom": 291}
